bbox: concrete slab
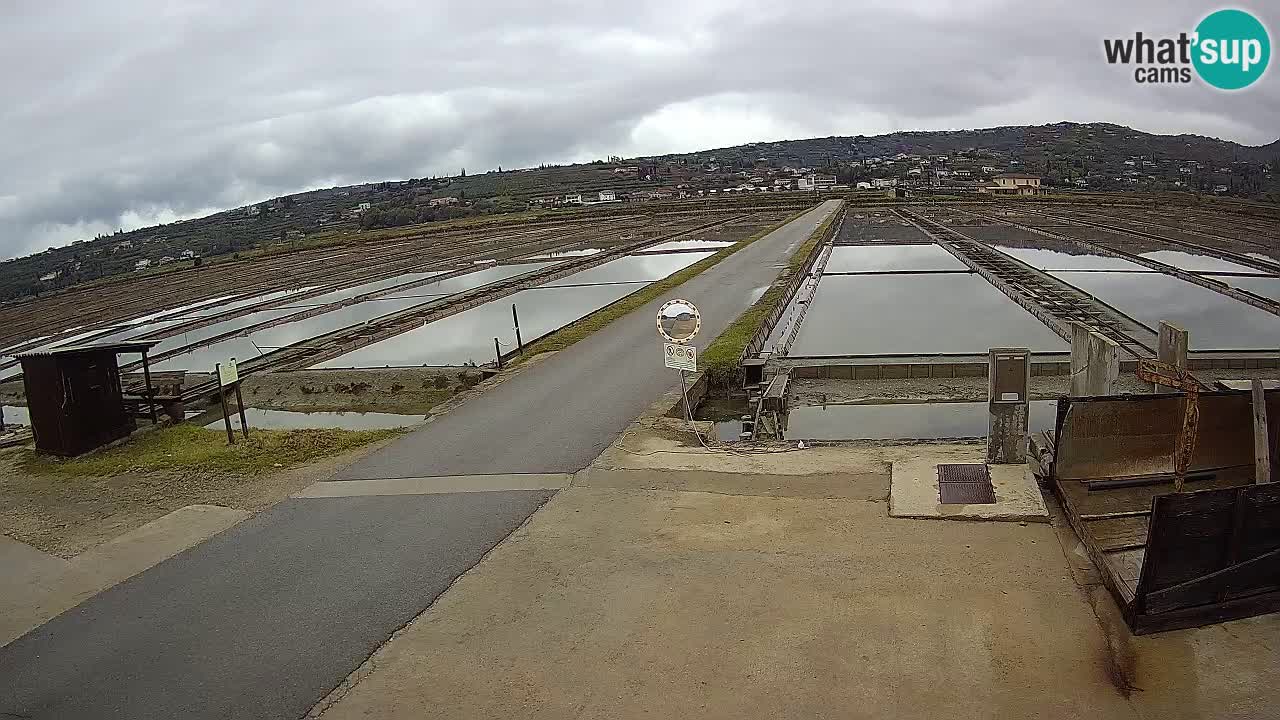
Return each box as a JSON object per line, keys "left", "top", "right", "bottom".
{"left": 0, "top": 534, "right": 68, "bottom": 595}
{"left": 312, "top": 485, "right": 1136, "bottom": 719}
{"left": 0, "top": 491, "right": 554, "bottom": 720}
{"left": 889, "top": 449, "right": 1048, "bottom": 522}
{"left": 298, "top": 473, "right": 573, "bottom": 497}
{"left": 575, "top": 467, "right": 886, "bottom": 500}
{"left": 1, "top": 504, "right": 248, "bottom": 647}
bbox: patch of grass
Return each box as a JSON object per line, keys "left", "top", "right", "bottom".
{"left": 18, "top": 423, "right": 401, "bottom": 478}
{"left": 700, "top": 206, "right": 841, "bottom": 387}
{"left": 514, "top": 208, "right": 811, "bottom": 360}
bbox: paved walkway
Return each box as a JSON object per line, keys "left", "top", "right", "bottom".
{"left": 0, "top": 201, "right": 839, "bottom": 720}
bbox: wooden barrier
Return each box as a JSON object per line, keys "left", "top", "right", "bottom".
{"left": 1049, "top": 390, "right": 1280, "bottom": 633}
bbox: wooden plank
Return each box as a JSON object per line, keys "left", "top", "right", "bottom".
{"left": 1090, "top": 516, "right": 1150, "bottom": 551}
{"left": 1081, "top": 509, "right": 1150, "bottom": 520}
{"left": 1134, "top": 588, "right": 1280, "bottom": 635}
{"left": 1254, "top": 379, "right": 1273, "bottom": 484}
{"left": 1104, "top": 548, "right": 1146, "bottom": 602}
{"left": 1146, "top": 546, "right": 1280, "bottom": 614}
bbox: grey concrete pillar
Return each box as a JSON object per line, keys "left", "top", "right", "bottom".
{"left": 1085, "top": 332, "right": 1120, "bottom": 396}
{"left": 987, "top": 347, "right": 1030, "bottom": 464}
{"left": 1155, "top": 321, "right": 1189, "bottom": 393}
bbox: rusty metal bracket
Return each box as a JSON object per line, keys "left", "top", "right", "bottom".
{"left": 1135, "top": 359, "right": 1202, "bottom": 492}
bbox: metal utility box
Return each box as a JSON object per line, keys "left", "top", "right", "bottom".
{"left": 16, "top": 342, "right": 158, "bottom": 457}
{"left": 987, "top": 347, "right": 1030, "bottom": 464}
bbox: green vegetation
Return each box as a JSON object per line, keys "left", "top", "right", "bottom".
{"left": 516, "top": 209, "right": 810, "bottom": 360}
{"left": 700, "top": 208, "right": 839, "bottom": 387}
{"left": 19, "top": 423, "right": 401, "bottom": 477}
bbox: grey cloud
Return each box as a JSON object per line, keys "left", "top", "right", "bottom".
{"left": 1, "top": 0, "right": 1276, "bottom": 257}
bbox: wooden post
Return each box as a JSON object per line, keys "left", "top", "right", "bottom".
{"left": 234, "top": 381, "right": 249, "bottom": 440}
{"left": 216, "top": 362, "right": 234, "bottom": 445}
{"left": 1252, "top": 379, "right": 1272, "bottom": 484}
{"left": 494, "top": 337, "right": 503, "bottom": 368}
{"left": 141, "top": 349, "right": 158, "bottom": 424}
{"left": 1155, "top": 322, "right": 1189, "bottom": 393}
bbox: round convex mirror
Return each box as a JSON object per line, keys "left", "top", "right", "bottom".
{"left": 657, "top": 299, "right": 700, "bottom": 343}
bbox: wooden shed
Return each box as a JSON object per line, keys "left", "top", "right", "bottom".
{"left": 16, "top": 341, "right": 159, "bottom": 457}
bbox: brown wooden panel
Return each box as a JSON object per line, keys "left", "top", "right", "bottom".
{"left": 1136, "top": 484, "right": 1280, "bottom": 619}
{"left": 1145, "top": 547, "right": 1280, "bottom": 614}
{"left": 1054, "top": 391, "right": 1279, "bottom": 481}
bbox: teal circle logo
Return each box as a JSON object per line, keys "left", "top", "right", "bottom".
{"left": 1192, "top": 9, "right": 1270, "bottom": 90}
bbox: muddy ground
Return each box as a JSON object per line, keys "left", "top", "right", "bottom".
{"left": 2, "top": 367, "right": 486, "bottom": 417}
{"left": 225, "top": 367, "right": 483, "bottom": 414}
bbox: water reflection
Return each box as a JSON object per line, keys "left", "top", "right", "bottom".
{"left": 313, "top": 281, "right": 647, "bottom": 367}
{"left": 180, "top": 287, "right": 320, "bottom": 319}
{"left": 783, "top": 400, "right": 1057, "bottom": 441}
{"left": 541, "top": 252, "right": 712, "bottom": 287}
{"left": 1203, "top": 274, "right": 1280, "bottom": 303}
{"left": 278, "top": 271, "right": 445, "bottom": 308}
{"left": 1051, "top": 271, "right": 1280, "bottom": 349}
{"left": 789, "top": 275, "right": 1067, "bottom": 355}
{"left": 153, "top": 295, "right": 431, "bottom": 372}
{"left": 1139, "top": 250, "right": 1261, "bottom": 274}
{"left": 523, "top": 248, "right": 603, "bottom": 260}
{"left": 993, "top": 247, "right": 1149, "bottom": 272}
{"left": 1, "top": 405, "right": 30, "bottom": 425}
{"left": 642, "top": 239, "right": 733, "bottom": 252}
{"left": 150, "top": 265, "right": 544, "bottom": 369}
{"left": 824, "top": 244, "right": 966, "bottom": 273}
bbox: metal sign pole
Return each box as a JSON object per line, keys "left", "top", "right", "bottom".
{"left": 678, "top": 369, "right": 694, "bottom": 423}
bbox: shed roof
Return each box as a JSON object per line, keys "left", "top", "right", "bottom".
{"left": 15, "top": 341, "right": 159, "bottom": 359}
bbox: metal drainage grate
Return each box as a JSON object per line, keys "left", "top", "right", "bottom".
{"left": 938, "top": 463, "right": 996, "bottom": 504}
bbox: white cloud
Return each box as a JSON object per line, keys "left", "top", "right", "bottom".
{"left": 0, "top": 0, "right": 1275, "bottom": 259}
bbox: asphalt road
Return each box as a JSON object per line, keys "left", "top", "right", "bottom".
{"left": 337, "top": 199, "right": 841, "bottom": 479}
{"left": 0, "top": 492, "right": 555, "bottom": 720}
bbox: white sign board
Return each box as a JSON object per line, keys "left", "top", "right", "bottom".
{"left": 664, "top": 342, "right": 697, "bottom": 372}
{"left": 217, "top": 358, "right": 239, "bottom": 387}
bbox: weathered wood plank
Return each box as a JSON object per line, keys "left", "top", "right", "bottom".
{"left": 1091, "top": 516, "right": 1150, "bottom": 551}
{"left": 1146, "top": 546, "right": 1280, "bottom": 614}
{"left": 1254, "top": 379, "right": 1273, "bottom": 484}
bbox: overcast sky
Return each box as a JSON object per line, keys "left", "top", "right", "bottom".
{"left": 1, "top": 0, "right": 1276, "bottom": 258}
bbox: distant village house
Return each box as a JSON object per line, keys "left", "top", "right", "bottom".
{"left": 979, "top": 174, "right": 1043, "bottom": 196}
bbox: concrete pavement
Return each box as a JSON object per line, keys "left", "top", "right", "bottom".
{"left": 335, "top": 200, "right": 841, "bottom": 479}
{"left": 314, "top": 473, "right": 1280, "bottom": 720}
{"left": 313, "top": 477, "right": 1135, "bottom": 719}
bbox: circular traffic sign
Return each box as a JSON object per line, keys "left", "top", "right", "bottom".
{"left": 657, "top": 298, "right": 700, "bottom": 343}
